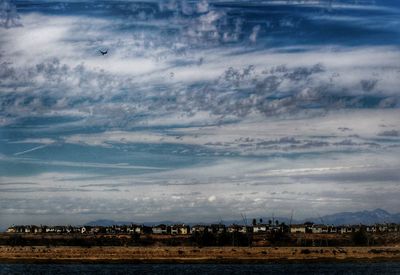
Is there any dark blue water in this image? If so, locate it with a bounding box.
[1,262,400,275]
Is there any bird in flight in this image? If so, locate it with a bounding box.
[99,49,108,55]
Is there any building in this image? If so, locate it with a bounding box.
[190,225,207,234]
[170,224,190,235]
[152,224,167,234]
[127,224,143,234]
[208,224,226,234]
[253,224,268,233]
[290,224,307,234]
[6,226,16,233]
[239,226,252,234]
[227,224,241,233]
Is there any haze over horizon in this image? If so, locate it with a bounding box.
[0,0,399,229]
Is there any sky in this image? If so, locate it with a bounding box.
[0,0,399,228]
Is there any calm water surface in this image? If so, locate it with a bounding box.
[1,263,400,275]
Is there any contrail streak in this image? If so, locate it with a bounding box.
[13,145,49,156]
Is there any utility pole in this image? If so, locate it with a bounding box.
[241,213,251,247]
[317,212,329,247]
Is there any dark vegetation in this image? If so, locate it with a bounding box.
[351,229,369,246]
[0,231,398,247]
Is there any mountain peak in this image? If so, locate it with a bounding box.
[372,208,390,214]
[308,209,397,225]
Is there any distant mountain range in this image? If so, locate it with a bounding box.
[85,209,400,227]
[85,219,184,227]
[306,209,400,225]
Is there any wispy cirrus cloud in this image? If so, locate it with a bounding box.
[1,0,400,227]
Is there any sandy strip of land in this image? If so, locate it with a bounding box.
[1,246,400,263]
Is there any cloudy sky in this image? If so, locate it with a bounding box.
[0,0,399,228]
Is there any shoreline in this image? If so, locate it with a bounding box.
[1,246,400,264]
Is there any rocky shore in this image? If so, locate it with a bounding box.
[1,246,400,264]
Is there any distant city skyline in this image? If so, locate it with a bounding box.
[0,0,399,229]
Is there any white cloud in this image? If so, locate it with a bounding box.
[208,195,216,202]
[1,149,399,227]
[62,109,400,156]
[1,10,399,129]
[10,138,56,144]
[1,0,400,227]
[197,0,209,13]
[249,25,261,43]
